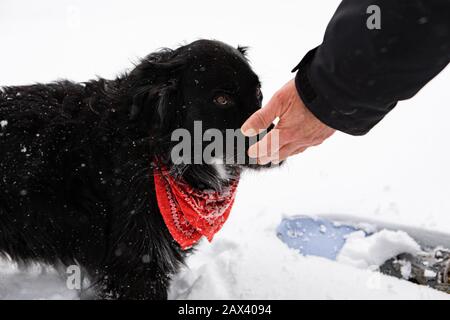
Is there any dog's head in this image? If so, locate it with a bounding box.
[127,39,273,190]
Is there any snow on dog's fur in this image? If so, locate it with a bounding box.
[0,40,268,299]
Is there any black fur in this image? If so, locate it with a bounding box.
[0,40,264,299]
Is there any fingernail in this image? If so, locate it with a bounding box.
[247,146,258,158]
[258,157,271,165]
[241,127,257,137]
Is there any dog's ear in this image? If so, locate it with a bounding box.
[237,45,248,57]
[128,49,186,132]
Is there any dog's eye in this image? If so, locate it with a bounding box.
[213,94,233,107]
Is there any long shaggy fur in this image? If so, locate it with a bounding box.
[0,40,263,299]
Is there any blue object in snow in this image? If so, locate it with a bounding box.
[276,216,360,260]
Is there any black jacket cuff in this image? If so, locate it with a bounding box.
[292,48,390,136]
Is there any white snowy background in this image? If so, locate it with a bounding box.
[0,0,449,299]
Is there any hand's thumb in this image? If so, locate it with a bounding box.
[241,98,279,137]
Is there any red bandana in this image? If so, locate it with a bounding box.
[153,164,239,250]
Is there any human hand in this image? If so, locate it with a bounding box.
[241,79,335,164]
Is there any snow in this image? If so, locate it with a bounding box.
[0,259,77,300]
[1,0,450,299]
[424,270,437,279]
[169,249,444,300]
[400,260,412,280]
[336,230,421,269]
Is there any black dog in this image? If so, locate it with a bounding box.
[0,40,266,299]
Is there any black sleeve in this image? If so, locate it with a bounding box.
[293,0,450,135]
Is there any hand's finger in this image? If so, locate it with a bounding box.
[264,144,308,164]
[241,95,281,137]
[292,146,308,156]
[247,128,282,160]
